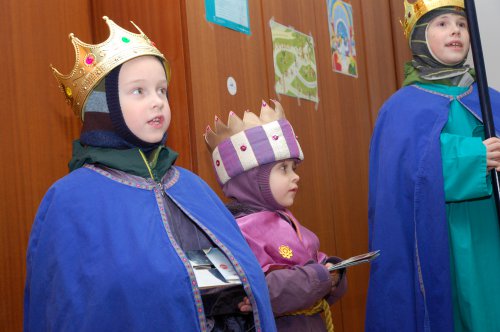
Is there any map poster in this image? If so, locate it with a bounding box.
[327,0,358,77]
[270,20,319,103]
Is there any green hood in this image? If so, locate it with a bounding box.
[69,140,178,181]
[403,61,476,87]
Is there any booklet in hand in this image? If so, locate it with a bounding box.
[204,247,240,282]
[327,250,380,271]
[186,248,242,289]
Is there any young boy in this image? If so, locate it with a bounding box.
[205,100,347,331]
[24,17,277,332]
[367,1,500,331]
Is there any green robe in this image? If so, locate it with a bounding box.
[427,82,500,331]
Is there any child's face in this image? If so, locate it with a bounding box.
[118,56,171,143]
[269,159,300,208]
[426,13,470,65]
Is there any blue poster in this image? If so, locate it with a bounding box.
[205,0,251,35]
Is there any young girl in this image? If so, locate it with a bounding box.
[204,100,347,331]
[367,1,500,331]
[24,17,276,332]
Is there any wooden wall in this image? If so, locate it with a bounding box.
[0,0,411,331]
[0,1,89,330]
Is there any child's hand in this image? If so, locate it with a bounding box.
[483,137,500,173]
[330,270,341,288]
[324,263,341,287]
[238,296,252,313]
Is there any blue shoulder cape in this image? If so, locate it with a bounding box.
[366,84,500,332]
[24,165,276,332]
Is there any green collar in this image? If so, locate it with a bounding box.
[402,61,476,87]
[68,140,178,181]
[414,82,469,97]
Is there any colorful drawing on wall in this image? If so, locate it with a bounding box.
[327,0,358,77]
[270,20,318,103]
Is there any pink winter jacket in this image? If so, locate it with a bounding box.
[236,210,347,331]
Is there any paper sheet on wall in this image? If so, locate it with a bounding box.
[326,0,358,77]
[270,20,319,103]
[205,0,251,35]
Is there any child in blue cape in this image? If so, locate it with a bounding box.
[24,16,276,332]
[367,1,500,331]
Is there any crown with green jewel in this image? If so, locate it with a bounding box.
[50,16,170,120]
[401,0,464,40]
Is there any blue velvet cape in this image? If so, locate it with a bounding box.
[366,84,500,332]
[24,165,276,332]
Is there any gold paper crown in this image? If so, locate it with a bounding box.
[50,16,171,119]
[401,0,464,40]
[205,100,286,152]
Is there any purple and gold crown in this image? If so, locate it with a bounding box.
[50,16,170,119]
[205,100,304,185]
[401,0,464,40]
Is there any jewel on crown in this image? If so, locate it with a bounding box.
[204,100,286,152]
[401,0,464,40]
[50,16,170,119]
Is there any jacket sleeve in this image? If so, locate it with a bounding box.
[440,132,491,202]
[265,262,333,315]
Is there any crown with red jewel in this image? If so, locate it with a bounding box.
[401,0,464,40]
[205,100,304,185]
[50,16,170,120]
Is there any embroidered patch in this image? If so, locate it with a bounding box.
[279,245,293,259]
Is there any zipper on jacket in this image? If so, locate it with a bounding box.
[139,149,166,197]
